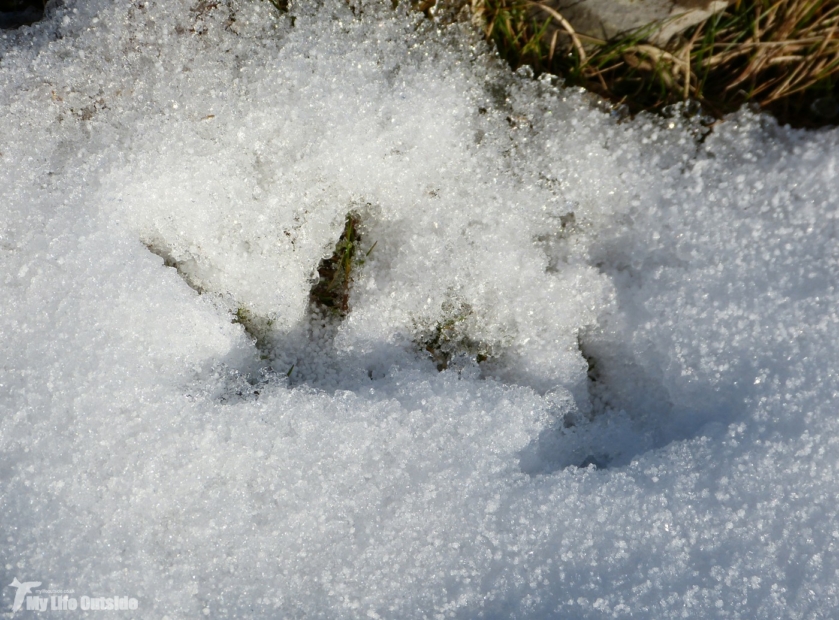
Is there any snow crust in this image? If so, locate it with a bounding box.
[2,0,839,617]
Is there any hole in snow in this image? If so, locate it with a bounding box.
[309,211,367,317]
[415,299,494,372]
[0,0,43,30]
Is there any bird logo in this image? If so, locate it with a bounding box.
[8,578,41,615]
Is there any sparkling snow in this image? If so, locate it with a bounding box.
[2,0,839,617]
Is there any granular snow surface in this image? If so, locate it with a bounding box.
[2,0,839,617]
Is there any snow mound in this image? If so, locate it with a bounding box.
[2,0,839,617]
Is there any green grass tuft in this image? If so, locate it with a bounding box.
[310,212,374,316]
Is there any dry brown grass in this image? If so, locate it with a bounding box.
[472,0,839,126]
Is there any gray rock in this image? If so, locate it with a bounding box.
[535,0,730,46]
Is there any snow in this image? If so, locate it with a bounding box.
[2,0,839,617]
